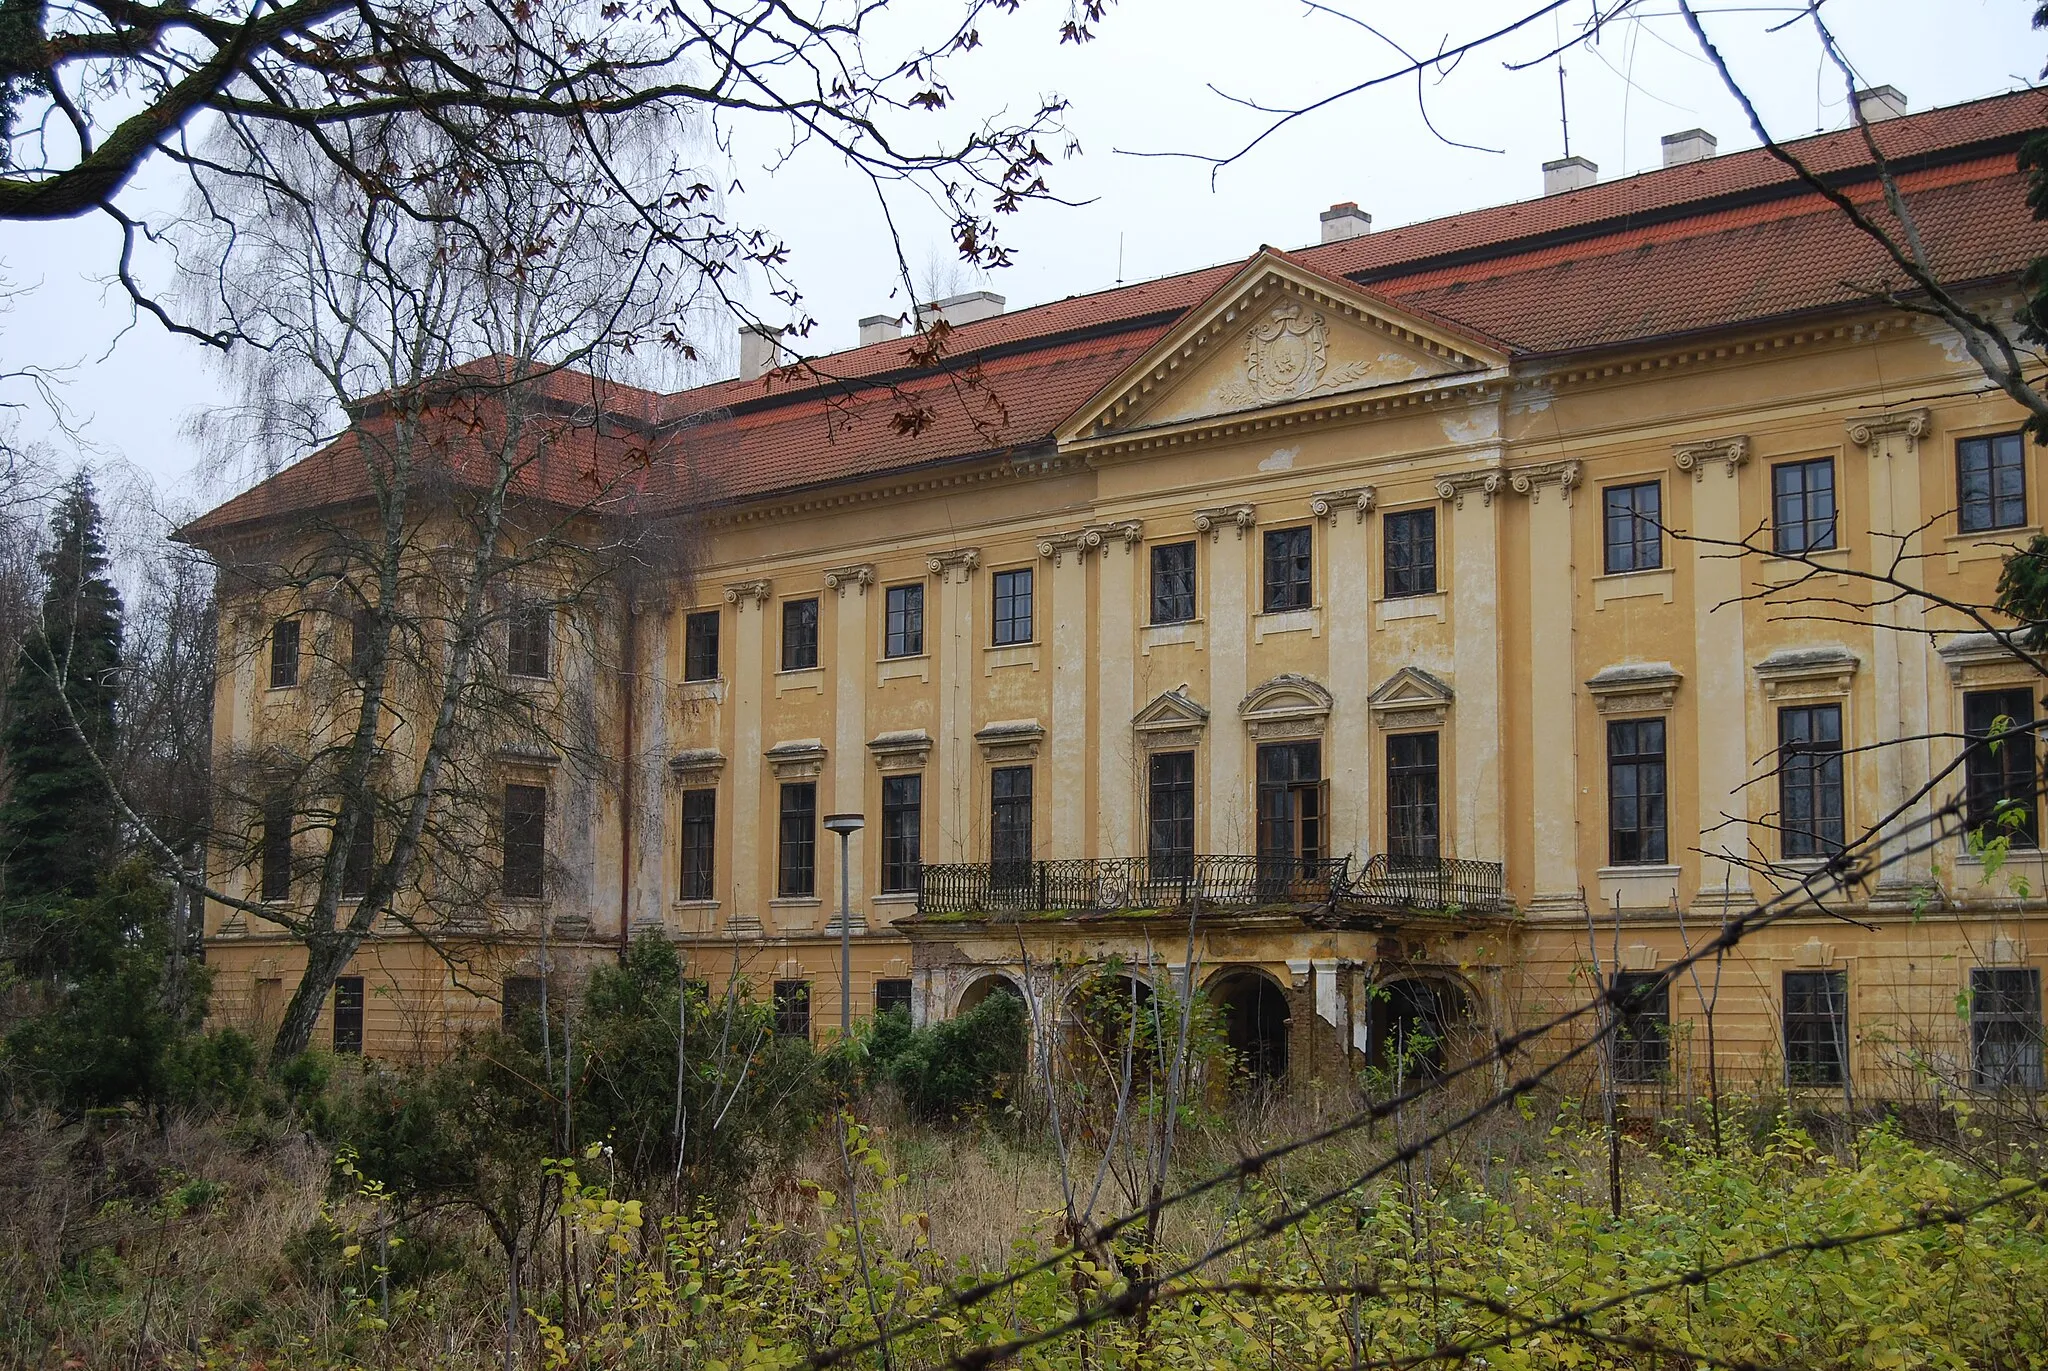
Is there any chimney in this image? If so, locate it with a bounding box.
[915,290,1005,330]
[1320,202,1372,243]
[858,313,904,347]
[1542,155,1598,195]
[1854,85,1908,123]
[738,324,782,382]
[1660,128,1718,167]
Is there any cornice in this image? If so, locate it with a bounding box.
[705,449,1074,530]
[1070,377,1502,464]
[1672,435,1750,481]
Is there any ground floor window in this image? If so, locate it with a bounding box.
[334,976,365,1055]
[1612,971,1670,1084]
[875,978,913,1018]
[1971,966,2044,1088]
[774,980,811,1039]
[1783,969,1848,1086]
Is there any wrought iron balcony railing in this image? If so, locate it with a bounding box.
[914,853,1509,919]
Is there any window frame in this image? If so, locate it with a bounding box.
[1778,703,1846,859]
[773,979,811,1040]
[339,812,374,900]
[875,978,914,1018]
[884,583,925,659]
[1957,431,2028,534]
[1149,541,1197,625]
[1146,750,1196,879]
[990,765,1034,886]
[780,597,820,672]
[260,805,293,902]
[1771,457,1839,555]
[991,567,1034,646]
[502,976,545,1032]
[1386,732,1441,860]
[1261,525,1314,613]
[1255,740,1326,875]
[1383,508,1438,599]
[1963,687,2040,847]
[679,787,716,901]
[333,975,365,1055]
[1783,969,1849,1087]
[776,781,817,898]
[506,599,552,679]
[1970,966,2045,1089]
[1606,718,1669,867]
[269,617,301,689]
[502,782,547,900]
[1613,970,1671,1084]
[682,610,721,682]
[880,773,922,895]
[1602,480,1663,575]
[348,606,377,679]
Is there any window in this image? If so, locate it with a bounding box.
[773,980,811,1039]
[1778,704,1844,858]
[1607,719,1668,866]
[334,976,364,1055]
[992,568,1033,645]
[339,813,374,899]
[1256,741,1325,877]
[1971,967,2044,1088]
[881,774,922,894]
[990,766,1033,885]
[503,783,547,899]
[1603,481,1662,574]
[1964,688,2040,846]
[1147,751,1195,879]
[260,806,293,901]
[348,607,377,678]
[683,610,720,682]
[1383,509,1437,598]
[502,975,544,1032]
[1784,969,1848,1086]
[781,597,819,671]
[875,978,914,1018]
[1150,542,1196,624]
[1772,458,1838,554]
[885,583,924,658]
[1262,526,1313,612]
[1958,432,2027,533]
[1613,971,1671,1084]
[777,782,817,897]
[507,600,551,678]
[680,788,716,901]
[1387,733,1441,860]
[270,617,301,688]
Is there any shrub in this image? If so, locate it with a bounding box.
[869,991,1026,1120]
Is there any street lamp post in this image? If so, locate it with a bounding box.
[822,812,866,1039]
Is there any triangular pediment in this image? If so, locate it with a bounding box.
[1240,674,1335,722]
[1057,249,1510,449]
[1134,688,1210,733]
[1367,667,1454,710]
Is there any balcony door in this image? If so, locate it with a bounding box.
[990,765,1034,893]
[1255,741,1326,892]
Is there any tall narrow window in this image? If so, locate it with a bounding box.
[1150,542,1196,624]
[991,568,1033,645]
[1255,742,1325,879]
[1262,526,1313,612]
[503,783,547,899]
[1386,732,1441,860]
[339,813,374,899]
[1971,966,2045,1088]
[1778,704,1844,858]
[683,610,720,681]
[777,782,817,897]
[1603,481,1662,574]
[503,976,544,1032]
[773,980,811,1039]
[680,788,716,901]
[1772,458,1838,554]
[1613,971,1671,1084]
[1784,969,1848,1086]
[348,607,377,679]
[1964,688,2039,845]
[781,597,819,671]
[260,805,293,901]
[990,766,1033,886]
[1607,719,1668,866]
[1958,432,2027,533]
[885,583,924,658]
[875,978,914,1018]
[270,617,301,688]
[1147,751,1195,879]
[881,774,922,894]
[1383,509,1437,598]
[333,976,365,1055]
[506,600,551,678]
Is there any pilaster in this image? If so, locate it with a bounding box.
[928,549,979,862]
[1315,488,1375,857]
[722,579,772,931]
[829,565,873,922]
[1201,506,1254,851]
[1436,469,1506,864]
[1510,461,1581,903]
[1673,437,1750,910]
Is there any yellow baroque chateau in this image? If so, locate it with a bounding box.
[185,88,2048,1098]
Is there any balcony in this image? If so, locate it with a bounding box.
[913,854,1509,922]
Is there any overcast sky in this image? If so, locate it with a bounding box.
[1,0,2039,522]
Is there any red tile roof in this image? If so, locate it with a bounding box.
[182,88,2048,542]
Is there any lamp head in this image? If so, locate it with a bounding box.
[822,812,866,836]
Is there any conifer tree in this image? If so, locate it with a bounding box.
[0,476,123,955]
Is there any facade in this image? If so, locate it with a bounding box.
[185,89,2048,1097]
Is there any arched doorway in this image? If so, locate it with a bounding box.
[955,973,1024,1018]
[1369,976,1469,1079]
[1208,969,1290,1087]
